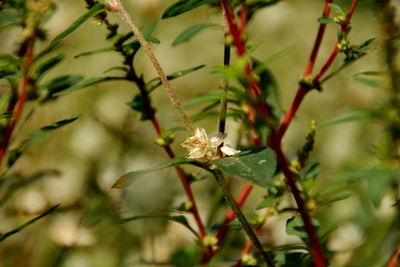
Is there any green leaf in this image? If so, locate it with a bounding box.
[33,42,61,64]
[103,66,128,74]
[286,216,320,240]
[8,117,79,167]
[256,195,283,209]
[42,74,84,98]
[122,214,199,238]
[335,169,395,207]
[328,3,344,15]
[352,71,384,89]
[317,191,352,206]
[254,59,281,119]
[318,16,334,24]
[50,4,105,45]
[211,147,277,188]
[127,94,152,121]
[248,0,281,20]
[74,47,114,58]
[112,158,192,188]
[148,65,205,91]
[35,54,64,78]
[0,205,59,242]
[53,76,118,97]
[182,91,235,109]
[162,0,216,19]
[0,12,21,24]
[274,252,311,267]
[320,109,379,127]
[172,24,216,46]
[144,20,161,44]
[303,163,320,181]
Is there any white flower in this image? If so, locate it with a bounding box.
[220,144,241,156]
[181,128,240,160]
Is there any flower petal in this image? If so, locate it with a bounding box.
[188,147,206,159]
[220,144,241,156]
[210,133,227,147]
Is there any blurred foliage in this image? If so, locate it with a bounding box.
[0,0,398,266]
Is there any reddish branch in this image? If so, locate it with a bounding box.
[387,246,400,267]
[130,73,207,238]
[0,38,35,167]
[204,0,360,265]
[277,0,358,143]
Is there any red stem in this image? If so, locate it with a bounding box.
[0,39,35,167]
[274,145,326,267]
[130,70,207,238]
[200,184,253,263]
[304,0,333,76]
[387,246,400,267]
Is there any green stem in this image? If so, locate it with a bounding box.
[211,169,275,267]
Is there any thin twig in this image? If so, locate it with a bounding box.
[107,0,194,134]
[217,13,231,158]
[211,169,275,267]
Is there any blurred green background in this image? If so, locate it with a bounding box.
[0,0,397,266]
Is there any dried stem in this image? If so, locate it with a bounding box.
[101,0,207,239]
[107,0,194,134]
[211,169,275,267]
[128,68,207,238]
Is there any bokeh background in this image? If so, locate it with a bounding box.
[0,0,397,266]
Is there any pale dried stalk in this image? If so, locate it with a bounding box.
[107,0,194,134]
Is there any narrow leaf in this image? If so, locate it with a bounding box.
[122,214,199,238]
[328,3,344,15]
[148,65,205,91]
[54,76,118,97]
[183,91,234,109]
[74,47,114,58]
[0,205,59,242]
[112,158,192,188]
[286,216,320,241]
[162,0,216,19]
[35,54,64,78]
[318,16,334,24]
[212,147,277,188]
[8,117,79,167]
[320,109,379,127]
[50,4,105,45]
[256,195,283,209]
[172,24,215,46]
